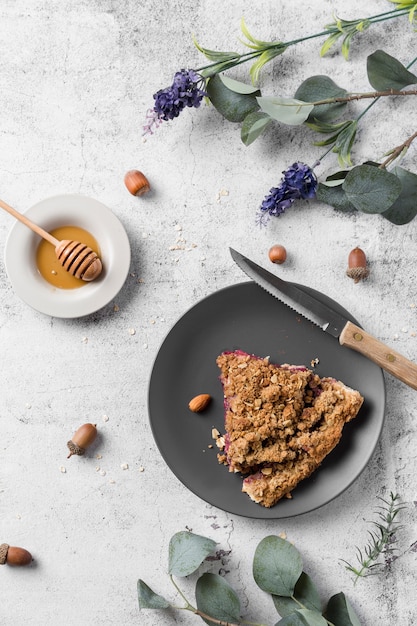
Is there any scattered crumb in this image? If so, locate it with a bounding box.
[96,454,102,459]
[113,304,120,312]
[174,224,182,231]
[402,327,408,333]
[81,337,88,344]
[279,531,287,539]
[99,470,106,476]
[143,343,148,349]
[216,188,229,203]
[102,415,109,423]
[120,463,129,470]
[60,466,66,474]
[310,357,319,367]
[139,466,144,472]
[128,328,136,335]
[25,403,31,409]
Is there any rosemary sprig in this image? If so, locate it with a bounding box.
[341,492,405,584]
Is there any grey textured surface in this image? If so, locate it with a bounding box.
[1,1,416,624]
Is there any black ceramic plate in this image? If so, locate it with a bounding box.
[148,282,386,519]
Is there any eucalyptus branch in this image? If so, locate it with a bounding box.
[139,531,363,625]
[379,129,417,168]
[190,608,268,626]
[311,87,417,106]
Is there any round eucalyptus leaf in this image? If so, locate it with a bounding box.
[324,592,361,626]
[343,164,402,213]
[168,531,217,577]
[253,536,303,596]
[206,74,260,121]
[294,75,347,123]
[274,608,328,626]
[273,572,322,617]
[241,111,271,145]
[195,573,241,625]
[137,580,170,610]
[257,96,314,126]
[316,182,356,213]
[367,50,417,90]
[381,166,417,224]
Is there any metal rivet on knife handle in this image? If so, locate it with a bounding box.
[339,321,417,391]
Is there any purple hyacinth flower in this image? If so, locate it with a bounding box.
[257,162,318,226]
[145,69,206,133]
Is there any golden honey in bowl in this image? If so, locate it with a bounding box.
[36,225,101,289]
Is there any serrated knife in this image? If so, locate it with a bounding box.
[230,247,417,391]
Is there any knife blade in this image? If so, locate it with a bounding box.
[230,247,417,391]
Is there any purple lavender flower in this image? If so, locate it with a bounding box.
[144,69,207,134]
[257,162,318,226]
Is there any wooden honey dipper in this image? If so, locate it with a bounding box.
[0,198,103,282]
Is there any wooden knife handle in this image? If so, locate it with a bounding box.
[339,321,417,390]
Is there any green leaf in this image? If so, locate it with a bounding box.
[320,31,342,57]
[206,74,260,122]
[367,50,417,90]
[332,121,358,167]
[250,47,287,84]
[324,592,362,626]
[195,573,241,625]
[256,96,314,125]
[381,166,417,224]
[219,74,260,94]
[200,60,247,78]
[306,120,352,134]
[193,36,240,63]
[294,75,348,123]
[343,164,402,213]
[275,609,328,626]
[316,181,357,213]
[240,16,283,49]
[253,536,303,597]
[168,531,217,577]
[137,580,170,610]
[273,572,322,617]
[241,111,271,145]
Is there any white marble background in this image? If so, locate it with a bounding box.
[1,1,416,624]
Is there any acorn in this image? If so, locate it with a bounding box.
[67,423,98,458]
[0,543,32,566]
[346,247,370,283]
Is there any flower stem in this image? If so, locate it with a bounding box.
[195,7,411,76]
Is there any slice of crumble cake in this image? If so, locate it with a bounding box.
[216,350,363,508]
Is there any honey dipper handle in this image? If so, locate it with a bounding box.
[0,198,59,246]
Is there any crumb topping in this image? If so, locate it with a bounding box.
[216,350,363,508]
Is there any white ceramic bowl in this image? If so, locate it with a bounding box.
[4,194,131,318]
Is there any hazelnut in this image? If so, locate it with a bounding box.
[67,423,98,458]
[0,544,32,566]
[188,394,211,413]
[268,245,287,265]
[346,247,369,283]
[124,170,151,196]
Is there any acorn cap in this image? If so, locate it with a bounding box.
[67,440,85,458]
[346,266,370,283]
[0,543,9,565]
